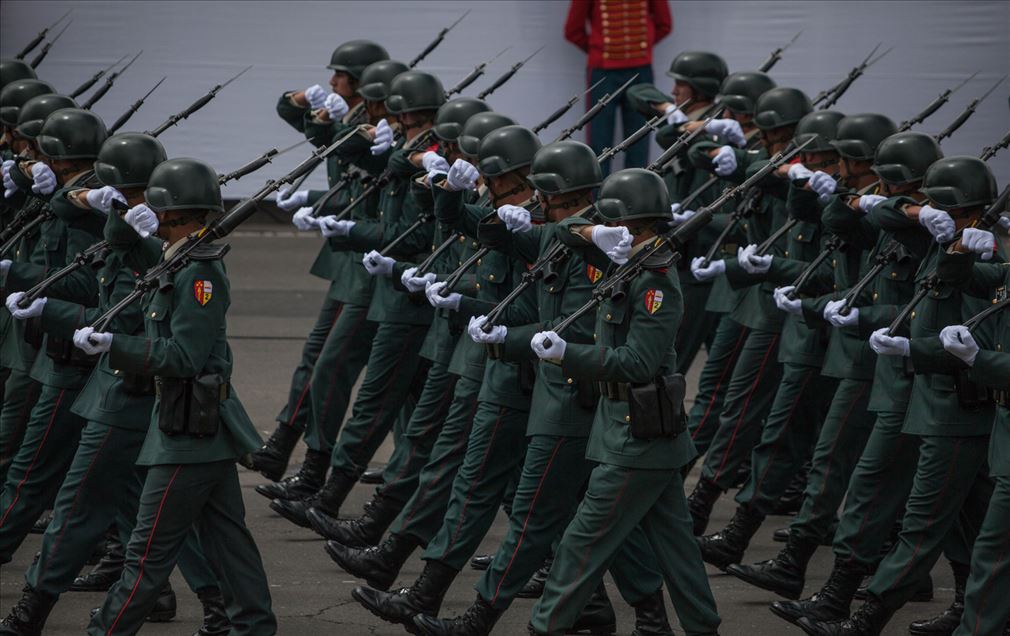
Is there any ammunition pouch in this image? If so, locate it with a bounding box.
[120,372,155,396]
[954,370,990,412]
[518,359,536,396]
[23,316,44,349]
[156,373,229,437]
[46,335,99,368]
[576,379,599,410]
[993,389,1009,408]
[627,373,688,440]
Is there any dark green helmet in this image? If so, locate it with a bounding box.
[719,72,776,115]
[792,111,845,152]
[457,112,517,157]
[666,51,728,98]
[0,78,57,127]
[1,59,37,91]
[15,94,77,139]
[753,88,813,130]
[357,60,410,102]
[872,132,943,185]
[95,133,168,189]
[327,40,389,79]
[920,156,997,211]
[527,141,602,195]
[595,168,671,222]
[386,71,446,114]
[433,98,491,143]
[830,114,897,161]
[37,108,108,160]
[145,158,224,214]
[477,125,542,177]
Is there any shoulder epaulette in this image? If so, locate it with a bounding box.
[188,242,230,261]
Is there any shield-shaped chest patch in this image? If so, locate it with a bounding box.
[194,280,213,306]
[586,264,603,284]
[644,289,663,314]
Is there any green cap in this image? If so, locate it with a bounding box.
[527,141,602,195]
[792,111,845,153]
[753,88,813,130]
[719,71,776,115]
[595,168,671,221]
[95,133,168,188]
[327,40,389,79]
[433,98,491,143]
[0,59,37,91]
[0,78,56,127]
[145,157,224,213]
[14,93,77,139]
[830,113,898,161]
[385,71,446,114]
[920,156,997,211]
[37,108,108,160]
[666,51,728,98]
[477,125,542,177]
[872,132,943,185]
[457,112,516,158]
[358,60,410,102]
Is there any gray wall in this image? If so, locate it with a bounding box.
[2,0,1008,198]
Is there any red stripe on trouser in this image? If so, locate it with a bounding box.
[444,408,505,553]
[844,433,913,566]
[713,335,779,482]
[286,302,344,427]
[751,368,815,496]
[385,380,456,489]
[883,438,964,595]
[0,389,65,528]
[37,426,113,582]
[692,326,748,441]
[491,438,565,604]
[972,528,1009,634]
[316,305,364,427]
[810,383,869,513]
[546,469,633,634]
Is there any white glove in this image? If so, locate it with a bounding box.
[738,244,772,275]
[531,330,566,362]
[445,159,479,191]
[773,286,802,315]
[5,292,46,320]
[318,215,355,238]
[690,256,725,282]
[362,250,394,276]
[712,145,737,177]
[72,327,112,355]
[276,188,309,212]
[84,186,126,214]
[31,162,56,195]
[291,206,318,231]
[401,266,436,293]
[670,203,696,227]
[869,328,910,357]
[304,84,328,110]
[421,151,450,175]
[824,298,859,327]
[664,104,688,125]
[591,225,633,265]
[2,160,17,198]
[787,163,814,181]
[468,315,506,344]
[999,216,1010,231]
[425,281,461,310]
[370,119,393,155]
[497,204,532,233]
[858,194,887,214]
[0,259,10,277]
[918,205,955,243]
[939,325,979,366]
[705,118,746,147]
[808,171,837,202]
[124,203,159,238]
[324,93,349,120]
[960,228,996,261]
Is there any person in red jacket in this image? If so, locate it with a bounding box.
[565,0,672,174]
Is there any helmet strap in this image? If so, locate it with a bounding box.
[488,171,531,207]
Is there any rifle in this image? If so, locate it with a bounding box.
[897,71,977,131]
[445,46,510,97]
[555,74,639,142]
[964,298,1008,333]
[701,183,763,266]
[29,19,72,69]
[813,43,893,109]
[758,29,803,73]
[15,9,71,60]
[409,9,470,68]
[981,130,1010,162]
[88,127,364,333]
[0,198,49,258]
[108,76,167,134]
[886,183,1010,336]
[532,78,606,134]
[145,65,252,137]
[934,74,1006,143]
[81,50,143,110]
[70,54,129,99]
[218,139,310,185]
[476,46,544,100]
[836,240,907,315]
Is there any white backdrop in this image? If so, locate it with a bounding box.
[2,0,1008,198]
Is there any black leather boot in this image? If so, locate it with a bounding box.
[725,532,819,599]
[687,478,723,536]
[325,532,419,590]
[270,468,355,528]
[854,574,933,602]
[147,581,177,622]
[631,588,674,636]
[193,587,231,636]
[70,534,125,592]
[251,425,302,482]
[907,563,966,635]
[697,505,765,570]
[774,525,837,546]
[569,584,617,634]
[360,466,385,484]
[412,595,504,636]
[770,558,866,626]
[29,511,52,535]
[351,560,459,632]
[772,466,809,516]
[308,491,401,545]
[517,557,552,599]
[255,448,328,502]
[470,554,492,571]
[797,597,894,636]
[0,586,57,636]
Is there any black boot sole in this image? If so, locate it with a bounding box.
[69,573,123,592]
[146,609,176,623]
[269,500,312,528]
[350,587,422,635]
[324,542,394,591]
[726,565,803,600]
[565,623,617,634]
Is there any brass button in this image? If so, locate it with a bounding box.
[998,344,1003,351]
[784,251,790,258]
[593,333,597,340]
[100,277,106,284]
[890,272,897,278]
[567,378,574,384]
[796,234,803,241]
[476,259,482,266]
[910,310,916,319]
[624,415,631,422]
[488,274,495,281]
[458,236,465,243]
[832,259,837,267]
[475,283,480,290]
[833,284,838,291]
[605,313,612,320]
[151,311,157,318]
[114,369,120,375]
[873,292,879,300]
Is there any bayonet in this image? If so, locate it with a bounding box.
[108,76,167,134]
[981,130,1010,162]
[934,74,1006,143]
[445,46,510,97]
[758,29,802,73]
[219,139,310,185]
[146,65,252,137]
[813,43,891,108]
[82,50,143,109]
[410,9,470,68]
[29,19,72,69]
[477,46,543,100]
[897,71,977,131]
[532,77,605,133]
[16,8,71,60]
[70,54,129,98]
[556,73,638,141]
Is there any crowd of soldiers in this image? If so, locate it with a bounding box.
[0,22,1008,636]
